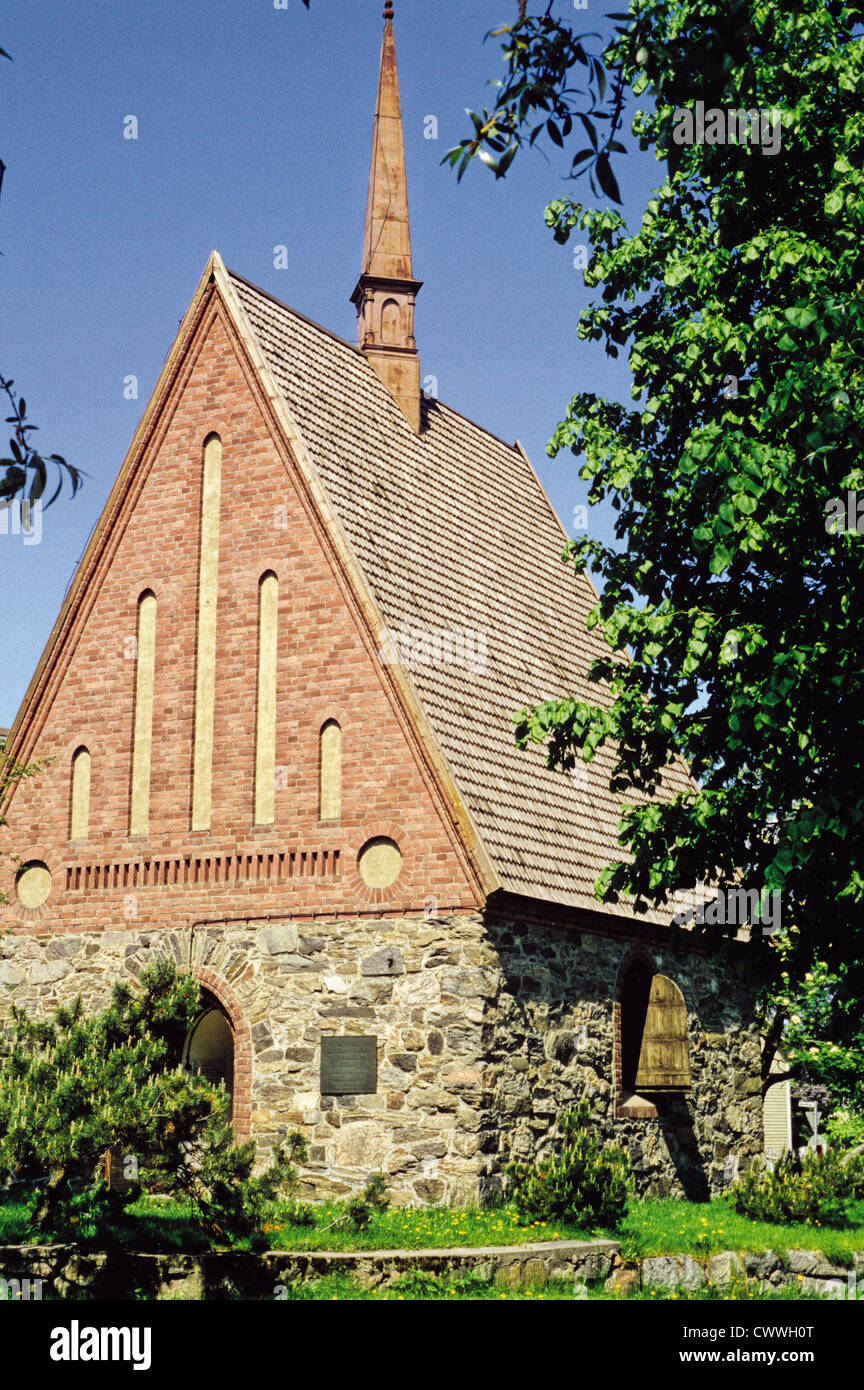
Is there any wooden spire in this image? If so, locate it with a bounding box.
[351,6,423,431]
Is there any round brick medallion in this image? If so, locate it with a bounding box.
[16,862,52,908]
[357,837,402,889]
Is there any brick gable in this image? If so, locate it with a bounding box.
[1,280,481,934]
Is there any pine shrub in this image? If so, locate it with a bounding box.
[0,959,307,1244]
[731,1149,864,1229]
[506,1101,631,1231]
[346,1174,390,1231]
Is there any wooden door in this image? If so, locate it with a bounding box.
[634,974,691,1092]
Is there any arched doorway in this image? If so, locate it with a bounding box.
[620,956,653,1097]
[616,952,691,1118]
[184,969,252,1140]
[183,992,235,1100]
[619,961,691,1097]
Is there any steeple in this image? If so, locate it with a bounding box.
[351,3,423,432]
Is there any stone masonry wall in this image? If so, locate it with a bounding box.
[0,914,494,1207]
[483,913,764,1200]
[0,909,762,1204]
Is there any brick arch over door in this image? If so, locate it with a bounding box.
[189,966,253,1140]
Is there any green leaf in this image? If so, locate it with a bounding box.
[29,457,47,501]
[783,305,818,329]
[733,493,758,515]
[577,113,598,151]
[594,152,621,203]
[497,144,518,176]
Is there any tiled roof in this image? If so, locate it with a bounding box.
[230,271,692,921]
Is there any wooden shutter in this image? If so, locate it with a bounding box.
[763,1056,793,1154]
[634,974,691,1092]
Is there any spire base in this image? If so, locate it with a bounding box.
[352,273,424,431]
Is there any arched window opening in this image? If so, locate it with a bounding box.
[621,965,690,1097]
[70,746,91,841]
[254,571,279,825]
[130,590,156,837]
[381,299,400,344]
[319,720,342,821]
[183,994,235,1099]
[620,959,652,1096]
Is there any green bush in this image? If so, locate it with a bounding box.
[824,1107,864,1152]
[506,1101,631,1231]
[731,1149,864,1229]
[0,959,308,1244]
[346,1174,390,1231]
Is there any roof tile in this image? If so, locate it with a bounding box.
[230,272,691,922]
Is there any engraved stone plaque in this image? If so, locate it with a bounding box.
[320,1035,378,1095]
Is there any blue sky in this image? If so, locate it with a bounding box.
[0,0,663,727]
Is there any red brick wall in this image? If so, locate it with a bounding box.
[1,288,480,934]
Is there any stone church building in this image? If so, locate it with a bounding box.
[0,8,763,1204]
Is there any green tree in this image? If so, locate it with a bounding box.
[449,1,864,1075]
[0,377,82,508]
[1,46,82,507]
[0,959,305,1240]
[770,957,864,1112]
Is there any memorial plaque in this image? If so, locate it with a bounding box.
[320,1035,378,1095]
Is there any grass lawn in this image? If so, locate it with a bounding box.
[619,1197,864,1266]
[2,1192,863,1262]
[0,1194,593,1252]
[252,1271,831,1301]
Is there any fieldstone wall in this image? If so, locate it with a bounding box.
[1,1242,858,1301]
[0,1238,619,1300]
[0,908,762,1204]
[483,914,763,1200]
[0,914,495,1206]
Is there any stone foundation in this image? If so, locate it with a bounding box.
[0,908,762,1202]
